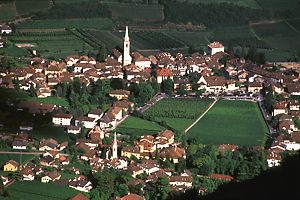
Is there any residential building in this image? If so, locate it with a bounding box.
[208,42,224,55]
[3,160,19,172]
[52,113,73,126]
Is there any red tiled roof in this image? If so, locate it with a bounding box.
[156,68,173,76]
[208,42,224,48]
[208,173,234,181]
[69,193,88,200]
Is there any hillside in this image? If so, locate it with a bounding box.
[0,0,299,62]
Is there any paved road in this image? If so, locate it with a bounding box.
[138,93,168,113]
[184,98,218,133]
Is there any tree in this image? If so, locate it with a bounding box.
[138,82,154,104]
[176,158,186,173]
[73,77,81,94]
[176,83,187,96]
[129,83,140,98]
[92,169,116,199]
[96,44,107,62]
[151,81,160,94]
[116,183,129,197]
[56,85,63,97]
[154,177,171,200]
[161,78,174,95]
[110,78,125,90]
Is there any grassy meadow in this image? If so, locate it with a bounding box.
[115,116,164,136]
[5,181,79,200]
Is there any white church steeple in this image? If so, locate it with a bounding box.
[111,132,118,159]
[123,26,132,66]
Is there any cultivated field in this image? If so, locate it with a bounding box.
[8,30,93,58]
[131,31,185,49]
[177,0,261,9]
[115,116,164,136]
[256,0,300,11]
[80,29,124,50]
[286,19,300,32]
[164,30,211,48]
[144,98,213,132]
[0,0,50,22]
[252,21,300,52]
[188,100,268,146]
[15,0,50,15]
[0,3,17,22]
[6,181,78,200]
[0,154,36,166]
[17,18,115,29]
[213,26,271,49]
[107,2,164,22]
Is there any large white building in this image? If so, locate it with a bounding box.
[208,41,224,55]
[123,26,132,66]
[52,113,73,126]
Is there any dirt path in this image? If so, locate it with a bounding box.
[184,98,218,133]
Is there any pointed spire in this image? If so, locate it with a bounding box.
[111,132,118,159]
[125,26,129,40]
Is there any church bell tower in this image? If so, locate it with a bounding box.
[111,132,118,159]
[123,26,132,66]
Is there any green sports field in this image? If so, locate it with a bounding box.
[188,100,268,146]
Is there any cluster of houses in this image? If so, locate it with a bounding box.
[267,100,300,167]
[121,130,186,163]
[1,25,300,198]
[51,97,133,131]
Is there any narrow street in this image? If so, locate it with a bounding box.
[138,93,168,113]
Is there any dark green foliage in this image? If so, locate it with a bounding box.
[34,1,112,19]
[96,44,107,62]
[164,0,268,28]
[110,78,125,90]
[161,79,173,95]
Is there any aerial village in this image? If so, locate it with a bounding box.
[0,25,300,199]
